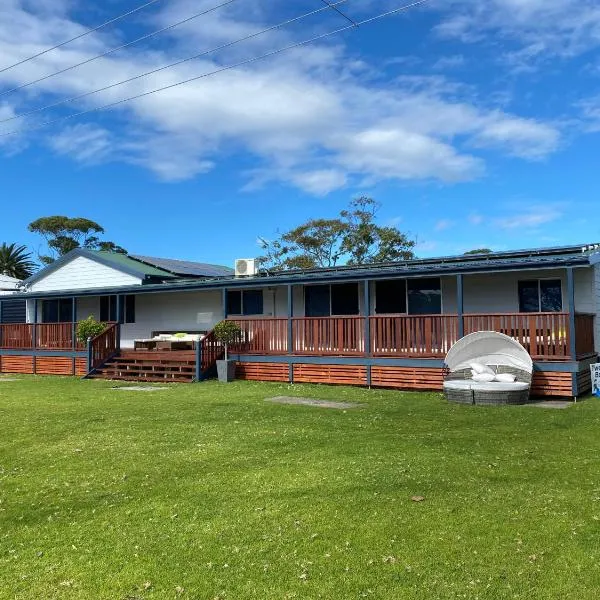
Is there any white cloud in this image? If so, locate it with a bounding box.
[493,204,564,229]
[0,0,564,193]
[435,0,600,63]
[49,123,112,163]
[434,219,455,231]
[468,213,484,225]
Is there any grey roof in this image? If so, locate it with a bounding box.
[12,242,599,300]
[131,255,234,278]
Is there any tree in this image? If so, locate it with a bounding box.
[464,248,493,255]
[259,197,415,271]
[0,243,36,279]
[28,216,126,264]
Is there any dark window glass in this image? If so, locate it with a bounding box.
[42,298,73,323]
[518,281,540,312]
[100,296,117,322]
[407,278,442,314]
[331,283,359,315]
[125,295,136,323]
[243,290,263,316]
[42,299,59,323]
[226,291,242,315]
[540,280,562,312]
[375,280,407,314]
[305,285,331,317]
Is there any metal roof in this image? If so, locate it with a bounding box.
[10,244,596,300]
[131,255,234,277]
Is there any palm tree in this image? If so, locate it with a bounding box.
[0,243,36,279]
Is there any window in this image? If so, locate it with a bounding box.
[375,280,407,314]
[407,278,442,315]
[331,283,359,315]
[305,285,330,317]
[42,298,73,323]
[226,290,264,316]
[518,280,562,313]
[100,295,136,323]
[304,284,360,316]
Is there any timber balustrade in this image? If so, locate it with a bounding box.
[230,312,595,361]
[89,323,119,369]
[0,322,86,350]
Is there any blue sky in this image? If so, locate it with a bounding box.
[1,0,600,268]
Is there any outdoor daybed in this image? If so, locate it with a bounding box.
[443,331,534,405]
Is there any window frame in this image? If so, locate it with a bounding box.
[518,279,563,313]
[100,295,136,323]
[41,298,74,323]
[226,290,264,317]
[304,283,360,317]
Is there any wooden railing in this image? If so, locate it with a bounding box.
[292,317,365,355]
[0,322,85,350]
[229,318,288,355]
[199,330,224,372]
[89,323,119,369]
[463,312,571,359]
[575,313,595,358]
[370,315,459,358]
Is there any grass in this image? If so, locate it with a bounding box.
[0,376,599,599]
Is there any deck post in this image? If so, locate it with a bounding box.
[456,274,464,339]
[195,341,203,382]
[364,280,372,386]
[115,295,122,351]
[86,338,93,373]
[287,285,294,382]
[222,288,228,319]
[32,299,38,350]
[71,296,77,350]
[566,267,577,359]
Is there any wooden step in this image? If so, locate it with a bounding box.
[89,374,192,383]
[98,367,195,376]
[112,359,196,366]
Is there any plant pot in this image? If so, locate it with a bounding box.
[216,359,237,383]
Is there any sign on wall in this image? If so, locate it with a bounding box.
[591,364,600,397]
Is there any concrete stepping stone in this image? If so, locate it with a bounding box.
[266,396,365,409]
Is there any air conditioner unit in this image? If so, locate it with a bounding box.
[235,258,257,277]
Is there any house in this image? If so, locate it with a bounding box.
[0,243,598,398]
[0,274,26,324]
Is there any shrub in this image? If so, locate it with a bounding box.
[77,316,107,342]
[213,320,242,361]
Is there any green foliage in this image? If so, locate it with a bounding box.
[259,197,416,270]
[76,316,107,342]
[213,320,242,360]
[28,216,127,264]
[464,248,493,255]
[0,243,36,279]
[0,377,598,598]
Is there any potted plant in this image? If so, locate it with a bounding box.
[213,320,242,383]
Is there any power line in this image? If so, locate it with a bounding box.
[0,0,350,125]
[0,0,241,100]
[0,0,165,76]
[0,0,429,138]
[319,0,358,28]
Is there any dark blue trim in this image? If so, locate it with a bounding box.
[195,342,202,382]
[0,349,86,357]
[566,267,577,360]
[287,284,293,355]
[289,363,293,384]
[11,261,593,301]
[364,279,371,353]
[456,274,464,339]
[86,339,93,372]
[230,353,585,372]
[222,288,228,319]
[572,372,578,397]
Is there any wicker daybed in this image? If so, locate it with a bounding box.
[443,331,534,405]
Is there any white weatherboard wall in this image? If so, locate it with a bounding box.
[120,291,222,348]
[29,256,142,292]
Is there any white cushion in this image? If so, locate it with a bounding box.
[444,380,530,392]
[495,373,517,383]
[469,361,495,376]
[472,372,495,382]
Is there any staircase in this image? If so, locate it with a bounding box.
[88,351,197,383]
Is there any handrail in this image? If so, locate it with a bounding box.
[89,323,119,370]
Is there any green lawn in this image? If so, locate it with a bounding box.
[0,377,599,599]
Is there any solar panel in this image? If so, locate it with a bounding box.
[131,255,234,278]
